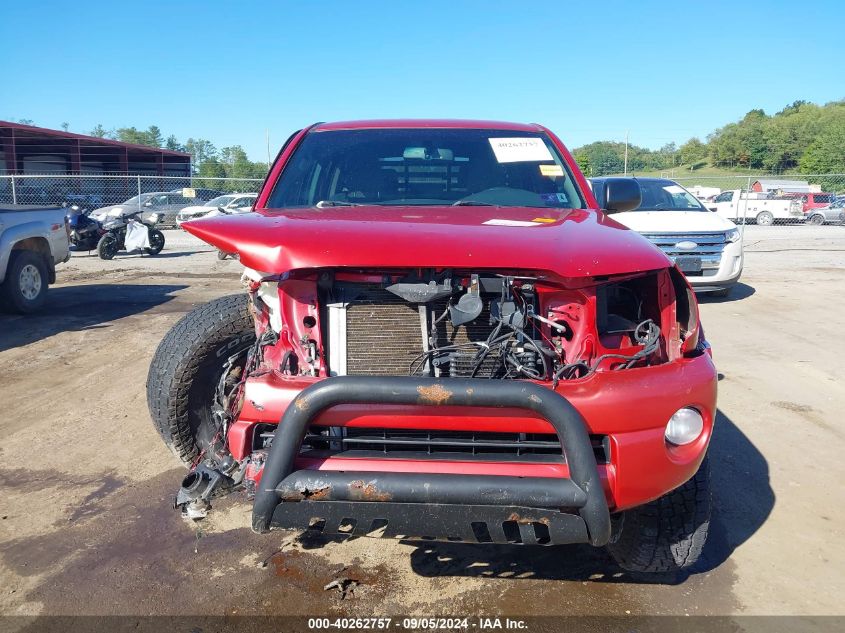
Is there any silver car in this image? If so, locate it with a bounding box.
[806,198,845,225]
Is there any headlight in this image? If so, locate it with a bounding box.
[725,228,741,243]
[665,407,704,446]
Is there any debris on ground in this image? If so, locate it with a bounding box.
[323,577,359,600]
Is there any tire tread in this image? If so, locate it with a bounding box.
[146,294,254,465]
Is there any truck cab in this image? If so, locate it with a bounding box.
[0,204,70,312]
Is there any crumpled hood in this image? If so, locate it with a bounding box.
[182,205,670,278]
[610,210,735,233]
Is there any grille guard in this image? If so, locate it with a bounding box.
[251,376,612,546]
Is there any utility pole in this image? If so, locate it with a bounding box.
[623,130,629,176]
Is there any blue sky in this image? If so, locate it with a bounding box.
[2,0,843,160]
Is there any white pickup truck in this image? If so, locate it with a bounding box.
[706,189,803,225]
[0,205,70,312]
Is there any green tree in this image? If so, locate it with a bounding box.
[90,124,109,138]
[800,124,845,181]
[678,138,708,166]
[165,135,184,152]
[184,138,218,171]
[145,125,164,147]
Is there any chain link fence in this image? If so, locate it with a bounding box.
[663,173,845,226]
[2,172,844,228]
[0,174,265,227]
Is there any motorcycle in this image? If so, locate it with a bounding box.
[96,209,166,260]
[63,196,105,251]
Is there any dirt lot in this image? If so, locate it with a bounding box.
[1,225,843,619]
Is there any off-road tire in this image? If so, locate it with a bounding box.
[1,250,48,313]
[146,294,255,465]
[607,457,711,573]
[97,233,119,260]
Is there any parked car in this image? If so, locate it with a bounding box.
[92,192,199,228]
[707,189,803,224]
[168,188,226,202]
[779,191,836,214]
[0,204,70,312]
[806,198,845,225]
[590,177,742,297]
[148,119,717,575]
[176,193,257,225]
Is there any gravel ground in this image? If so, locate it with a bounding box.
[0,224,843,620]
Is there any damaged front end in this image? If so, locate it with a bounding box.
[173,258,711,546]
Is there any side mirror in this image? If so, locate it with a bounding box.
[603,178,641,214]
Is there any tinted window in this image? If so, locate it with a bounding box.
[634,180,706,211]
[267,129,585,209]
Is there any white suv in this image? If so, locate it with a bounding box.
[590,177,743,297]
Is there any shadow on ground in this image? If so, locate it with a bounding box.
[0,283,187,351]
[698,282,756,303]
[395,409,773,585]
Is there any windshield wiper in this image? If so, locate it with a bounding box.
[452,200,496,207]
[315,200,364,208]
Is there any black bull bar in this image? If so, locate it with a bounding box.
[251,377,612,546]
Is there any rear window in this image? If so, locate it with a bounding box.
[267,128,586,209]
[813,194,834,204]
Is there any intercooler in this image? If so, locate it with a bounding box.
[326,286,500,377]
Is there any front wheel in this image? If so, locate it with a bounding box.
[146,294,256,465]
[146,229,165,255]
[807,214,825,226]
[97,233,119,260]
[1,250,48,313]
[756,211,774,226]
[606,457,711,573]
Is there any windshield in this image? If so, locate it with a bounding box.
[121,194,153,205]
[267,128,586,209]
[634,180,707,212]
[206,195,237,207]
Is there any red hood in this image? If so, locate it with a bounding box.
[182,206,670,278]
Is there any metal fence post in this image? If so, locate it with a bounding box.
[742,176,752,237]
[11,176,16,205]
[137,174,142,211]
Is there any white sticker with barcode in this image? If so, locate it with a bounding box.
[488,137,554,163]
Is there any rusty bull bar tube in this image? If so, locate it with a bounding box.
[251,377,612,546]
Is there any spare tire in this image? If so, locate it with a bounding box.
[146,294,255,465]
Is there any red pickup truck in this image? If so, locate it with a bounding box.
[147,120,716,573]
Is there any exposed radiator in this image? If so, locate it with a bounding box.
[331,286,499,377]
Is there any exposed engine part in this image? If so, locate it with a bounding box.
[321,271,664,383]
[553,318,661,384]
[386,278,453,303]
[448,274,483,326]
[175,463,236,520]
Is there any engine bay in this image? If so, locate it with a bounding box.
[249,269,671,385]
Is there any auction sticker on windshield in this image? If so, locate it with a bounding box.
[488,137,553,163]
